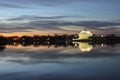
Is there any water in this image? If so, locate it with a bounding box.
[0,43,120,80]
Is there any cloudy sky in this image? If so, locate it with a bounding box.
[0,0,120,36]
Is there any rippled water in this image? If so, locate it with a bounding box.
[0,43,120,80]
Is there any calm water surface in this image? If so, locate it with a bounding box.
[0,43,120,80]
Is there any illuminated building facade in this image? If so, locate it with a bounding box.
[79,30,93,39]
[73,30,93,40]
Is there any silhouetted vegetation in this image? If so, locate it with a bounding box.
[0,34,120,51]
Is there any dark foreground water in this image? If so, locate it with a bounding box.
[0,43,120,80]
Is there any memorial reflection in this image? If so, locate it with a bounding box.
[0,40,120,52]
[0,34,120,52]
[73,42,93,52]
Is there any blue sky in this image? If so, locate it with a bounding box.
[0,0,120,35]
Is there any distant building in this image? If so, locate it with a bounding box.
[79,29,93,39]
[73,29,93,40]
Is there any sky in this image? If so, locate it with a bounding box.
[0,0,120,36]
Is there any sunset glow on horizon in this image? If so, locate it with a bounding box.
[0,0,120,36]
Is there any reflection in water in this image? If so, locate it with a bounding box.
[74,42,93,52]
[0,40,119,52]
[0,36,120,80]
[0,34,120,52]
[0,45,6,51]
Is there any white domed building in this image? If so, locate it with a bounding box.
[79,30,93,39]
[73,29,93,40]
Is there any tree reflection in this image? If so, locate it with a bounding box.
[0,34,120,52]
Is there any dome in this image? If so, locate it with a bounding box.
[80,30,92,34]
[79,30,93,39]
